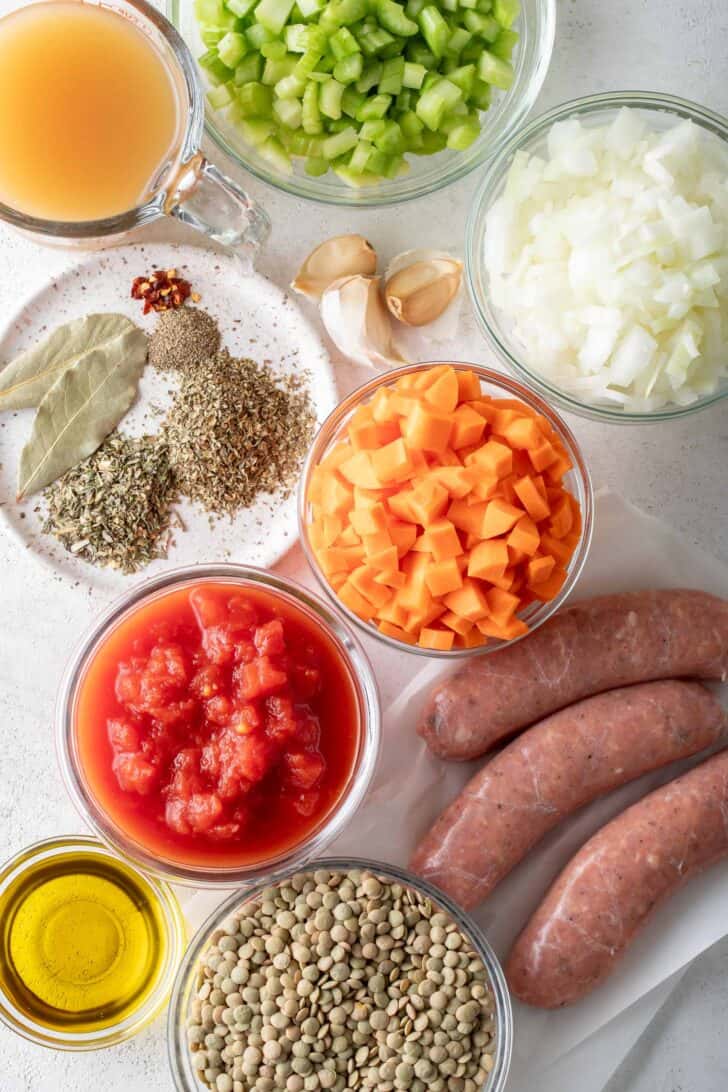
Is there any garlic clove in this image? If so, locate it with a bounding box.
[320,275,407,370]
[385,257,463,327]
[292,234,378,299]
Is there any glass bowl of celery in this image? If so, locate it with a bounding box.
[168,0,554,205]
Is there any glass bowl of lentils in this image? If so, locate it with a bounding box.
[168,858,512,1092]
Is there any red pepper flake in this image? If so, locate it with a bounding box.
[131,268,194,315]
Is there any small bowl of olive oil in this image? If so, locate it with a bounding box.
[0,835,185,1049]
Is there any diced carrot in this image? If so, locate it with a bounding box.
[507,515,540,556]
[513,475,551,522]
[409,481,449,525]
[456,369,482,402]
[329,571,348,591]
[467,439,512,479]
[362,530,393,557]
[549,495,574,539]
[450,404,486,449]
[354,485,391,510]
[317,545,363,575]
[540,532,573,566]
[466,398,497,423]
[426,519,463,562]
[378,620,416,645]
[371,438,414,484]
[320,441,354,472]
[487,586,520,623]
[377,599,409,627]
[387,490,418,523]
[441,610,474,637]
[508,545,529,566]
[337,525,361,548]
[320,473,354,515]
[406,601,447,632]
[387,520,418,556]
[497,472,518,505]
[459,627,487,649]
[350,504,389,536]
[396,373,421,390]
[527,554,556,585]
[544,454,573,484]
[321,515,343,547]
[491,407,520,436]
[339,450,381,488]
[349,565,393,608]
[403,402,453,453]
[411,532,431,553]
[529,438,558,472]
[371,387,398,423]
[349,419,401,451]
[448,499,487,535]
[430,447,462,468]
[529,566,567,602]
[429,466,473,499]
[425,558,463,597]
[374,568,407,590]
[481,498,523,538]
[477,615,529,640]
[488,566,515,592]
[338,581,377,621]
[469,475,500,502]
[367,545,399,572]
[423,366,459,413]
[501,415,542,450]
[443,579,490,622]
[418,627,455,651]
[308,522,325,552]
[468,539,509,581]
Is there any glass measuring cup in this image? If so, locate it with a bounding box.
[0,0,270,256]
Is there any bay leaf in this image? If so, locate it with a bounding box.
[0,313,144,410]
[16,326,147,499]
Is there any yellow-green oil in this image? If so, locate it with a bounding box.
[0,850,168,1033]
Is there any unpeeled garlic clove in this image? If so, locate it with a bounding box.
[385,256,463,327]
[320,275,407,370]
[292,234,378,300]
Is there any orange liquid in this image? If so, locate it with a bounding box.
[0,2,182,222]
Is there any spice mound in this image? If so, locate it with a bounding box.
[42,432,177,573]
[186,868,498,1092]
[149,306,221,373]
[0,847,171,1036]
[164,350,316,517]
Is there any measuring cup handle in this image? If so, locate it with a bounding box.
[167,155,271,265]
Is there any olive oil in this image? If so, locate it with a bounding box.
[0,848,169,1033]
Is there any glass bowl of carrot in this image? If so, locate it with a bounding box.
[298,362,594,657]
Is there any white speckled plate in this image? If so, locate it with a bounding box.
[0,243,337,590]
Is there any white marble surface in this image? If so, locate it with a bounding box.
[1,0,728,1089]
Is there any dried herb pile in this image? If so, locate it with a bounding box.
[164,349,315,517]
[148,306,220,373]
[42,433,177,572]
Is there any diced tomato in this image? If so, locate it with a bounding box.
[189,587,229,628]
[107,717,140,753]
[112,752,158,795]
[285,750,325,790]
[190,664,224,700]
[254,619,286,657]
[205,695,234,725]
[226,595,258,629]
[292,663,322,700]
[238,656,287,701]
[296,714,321,749]
[186,792,223,833]
[293,790,321,817]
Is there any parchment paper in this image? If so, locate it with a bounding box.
[182,489,728,1088]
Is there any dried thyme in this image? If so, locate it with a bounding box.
[163,350,315,518]
[42,432,177,572]
[149,307,220,373]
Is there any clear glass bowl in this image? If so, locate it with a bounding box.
[298,361,594,658]
[167,0,555,206]
[56,565,381,887]
[466,91,728,423]
[167,856,513,1092]
[0,836,185,1051]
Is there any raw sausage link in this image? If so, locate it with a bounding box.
[506,747,728,1008]
[419,589,728,760]
[411,680,726,909]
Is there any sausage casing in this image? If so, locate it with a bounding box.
[411,680,726,909]
[506,747,728,1008]
[419,589,728,760]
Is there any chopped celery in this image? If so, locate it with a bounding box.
[476,0,493,8]
[200,27,226,47]
[477,50,514,88]
[379,56,405,94]
[441,0,458,11]
[330,27,361,59]
[261,40,288,59]
[196,0,234,24]
[275,73,306,98]
[273,96,303,127]
[342,86,367,117]
[301,80,323,132]
[377,0,419,37]
[446,27,472,55]
[405,0,426,16]
[333,53,364,83]
[400,109,424,143]
[356,93,393,121]
[446,116,480,148]
[319,78,345,118]
[358,27,397,55]
[396,88,413,110]
[359,119,388,140]
[296,0,323,18]
[207,82,234,109]
[234,54,263,83]
[406,42,437,68]
[225,0,258,15]
[246,24,276,48]
[447,62,475,95]
[491,27,518,59]
[458,0,478,8]
[217,31,248,68]
[322,126,359,159]
[415,76,462,129]
[356,63,383,92]
[284,24,308,51]
[493,0,520,27]
[262,55,296,85]
[418,7,450,58]
[237,117,274,144]
[402,61,426,88]
[237,81,274,116]
[373,119,404,153]
[258,136,293,171]
[350,140,375,173]
[305,155,329,175]
[470,76,492,108]
[255,0,296,34]
[464,10,499,40]
[198,50,233,85]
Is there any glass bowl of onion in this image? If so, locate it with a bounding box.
[167,0,554,206]
[466,91,728,422]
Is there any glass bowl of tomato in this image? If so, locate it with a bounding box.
[56,565,381,887]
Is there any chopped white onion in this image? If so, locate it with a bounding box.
[483,108,728,411]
